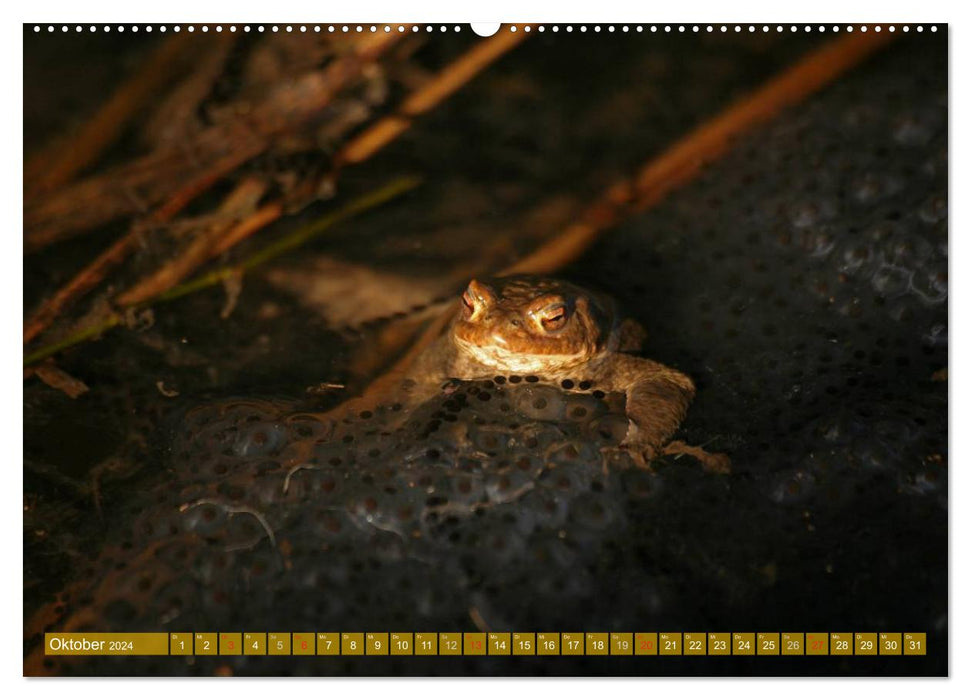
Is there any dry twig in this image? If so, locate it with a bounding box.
[336,26,531,166]
[33,361,90,398]
[115,177,268,307]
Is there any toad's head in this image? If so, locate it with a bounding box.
[451,275,614,374]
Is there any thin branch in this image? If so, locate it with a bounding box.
[114,177,268,307]
[161,175,422,299]
[33,361,90,399]
[24,231,135,346]
[337,26,531,166]
[24,315,122,367]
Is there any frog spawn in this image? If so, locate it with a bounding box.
[33,378,687,675]
[175,379,643,562]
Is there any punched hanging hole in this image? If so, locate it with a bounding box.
[470,23,501,37]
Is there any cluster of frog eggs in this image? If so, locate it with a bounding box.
[783,197,947,327]
[763,395,946,511]
[46,378,680,652]
[168,377,637,519]
[766,59,946,328]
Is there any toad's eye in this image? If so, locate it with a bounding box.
[540,304,569,331]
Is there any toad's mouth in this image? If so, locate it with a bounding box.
[454,337,589,375]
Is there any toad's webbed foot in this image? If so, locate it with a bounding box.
[661,440,732,474]
[604,436,731,474]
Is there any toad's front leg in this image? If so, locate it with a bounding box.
[596,355,729,473]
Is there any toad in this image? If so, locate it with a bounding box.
[396,275,729,473]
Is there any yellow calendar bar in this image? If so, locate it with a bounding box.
[43,631,928,656]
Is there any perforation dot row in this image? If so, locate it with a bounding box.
[31,24,940,34]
